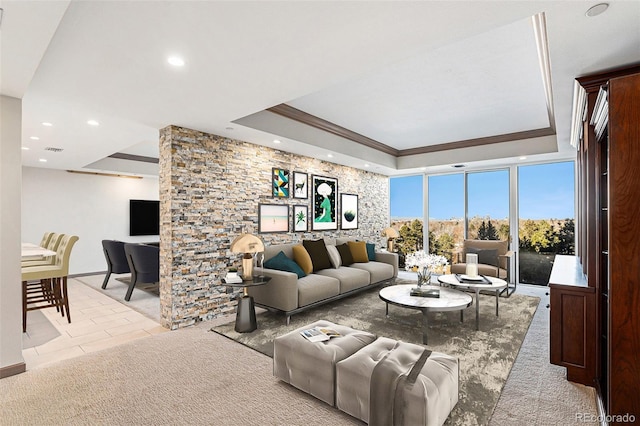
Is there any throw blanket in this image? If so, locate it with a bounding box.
[369,341,432,426]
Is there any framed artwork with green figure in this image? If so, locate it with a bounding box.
[312,175,338,230]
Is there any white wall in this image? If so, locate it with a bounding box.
[1,95,24,373]
[22,167,159,274]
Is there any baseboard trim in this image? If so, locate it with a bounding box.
[0,362,26,379]
[69,271,107,278]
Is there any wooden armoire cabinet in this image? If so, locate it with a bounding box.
[551,65,640,422]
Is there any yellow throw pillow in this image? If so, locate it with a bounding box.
[292,244,313,275]
[348,241,369,263]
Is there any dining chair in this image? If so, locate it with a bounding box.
[21,233,65,267]
[39,232,54,248]
[123,243,159,301]
[21,235,79,332]
[101,240,131,289]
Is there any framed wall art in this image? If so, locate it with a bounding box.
[340,193,358,230]
[293,205,308,232]
[311,175,338,231]
[292,171,308,199]
[258,204,289,233]
[272,168,290,197]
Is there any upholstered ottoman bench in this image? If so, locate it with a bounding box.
[336,336,459,426]
[273,320,376,406]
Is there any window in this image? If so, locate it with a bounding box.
[390,175,423,267]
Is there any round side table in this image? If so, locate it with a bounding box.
[223,276,271,333]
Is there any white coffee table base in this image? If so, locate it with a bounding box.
[437,274,508,331]
[379,285,473,344]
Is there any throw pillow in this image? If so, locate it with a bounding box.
[336,243,354,266]
[292,245,313,275]
[366,243,376,261]
[348,241,369,263]
[326,245,342,269]
[302,239,332,272]
[264,251,306,279]
[466,247,498,267]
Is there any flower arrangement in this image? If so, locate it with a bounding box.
[405,251,449,272]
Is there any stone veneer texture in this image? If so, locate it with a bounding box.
[159,125,389,329]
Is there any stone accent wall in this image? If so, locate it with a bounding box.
[159,125,389,329]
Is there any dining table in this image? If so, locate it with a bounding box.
[21,242,57,260]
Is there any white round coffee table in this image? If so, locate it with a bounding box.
[379,284,473,344]
[437,274,508,331]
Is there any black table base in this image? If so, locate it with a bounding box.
[235,295,257,333]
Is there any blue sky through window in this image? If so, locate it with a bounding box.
[391,162,575,220]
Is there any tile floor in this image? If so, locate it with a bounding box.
[22,277,167,370]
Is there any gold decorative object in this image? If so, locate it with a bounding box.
[382,227,400,252]
[230,233,265,280]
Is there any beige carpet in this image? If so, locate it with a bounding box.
[3,325,357,425]
[2,284,597,425]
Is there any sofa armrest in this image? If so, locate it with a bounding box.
[375,252,399,277]
[247,267,299,312]
[499,250,514,259]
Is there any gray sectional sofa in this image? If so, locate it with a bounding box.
[248,237,398,324]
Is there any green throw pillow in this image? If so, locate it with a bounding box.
[366,243,376,261]
[264,251,306,278]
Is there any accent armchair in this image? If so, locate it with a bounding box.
[123,243,159,301]
[450,239,515,295]
[101,240,131,289]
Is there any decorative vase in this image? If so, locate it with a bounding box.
[416,267,431,287]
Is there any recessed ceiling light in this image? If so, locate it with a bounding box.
[167,56,185,67]
[273,139,281,144]
[41,122,52,127]
[29,136,40,140]
[420,167,427,171]
[364,164,370,168]
[519,156,527,160]
[327,154,333,158]
[39,158,47,162]
[21,146,30,150]
[87,120,100,126]
[225,127,234,131]
[586,3,609,17]
[452,164,465,168]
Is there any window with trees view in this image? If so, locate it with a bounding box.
[518,162,575,284]
[390,161,575,285]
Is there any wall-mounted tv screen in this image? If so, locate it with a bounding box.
[129,199,160,236]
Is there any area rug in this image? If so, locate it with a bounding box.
[74,274,160,321]
[212,280,539,426]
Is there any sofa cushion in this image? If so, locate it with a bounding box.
[317,267,370,293]
[348,241,369,263]
[350,261,394,283]
[336,243,354,266]
[366,243,376,261]
[326,245,341,269]
[292,245,313,275]
[303,239,332,272]
[466,247,498,267]
[264,251,306,279]
[298,274,340,307]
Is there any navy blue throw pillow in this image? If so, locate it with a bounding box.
[366,243,376,261]
[264,251,306,278]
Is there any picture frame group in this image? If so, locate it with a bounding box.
[261,167,358,233]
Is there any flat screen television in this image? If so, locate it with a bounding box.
[129,199,160,236]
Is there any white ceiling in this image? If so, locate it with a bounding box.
[2,1,640,177]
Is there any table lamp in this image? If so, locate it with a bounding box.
[230,233,265,280]
[382,227,400,252]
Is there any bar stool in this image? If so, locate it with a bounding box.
[21,235,79,332]
[21,233,65,268]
